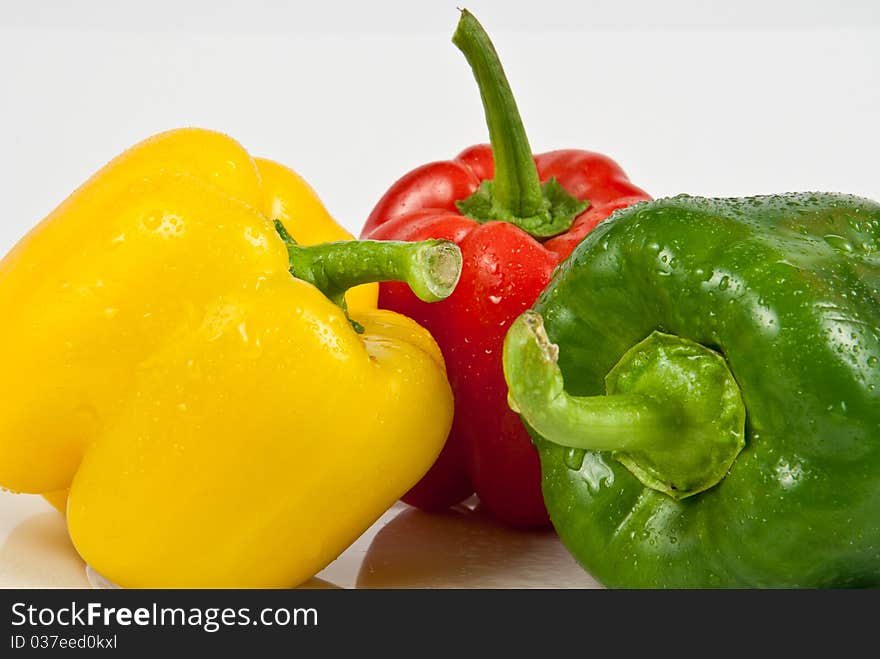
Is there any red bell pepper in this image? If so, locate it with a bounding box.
[362,10,650,527]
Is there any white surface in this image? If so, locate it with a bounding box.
[0,491,599,589]
[2,0,879,252]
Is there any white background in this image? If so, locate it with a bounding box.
[1,0,879,251]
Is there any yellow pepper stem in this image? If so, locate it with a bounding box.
[275,220,462,310]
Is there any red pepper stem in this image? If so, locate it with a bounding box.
[452,11,589,238]
[452,9,543,219]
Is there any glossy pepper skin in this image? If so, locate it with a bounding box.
[0,128,461,588]
[362,11,650,527]
[504,193,880,588]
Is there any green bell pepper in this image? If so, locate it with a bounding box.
[503,192,880,588]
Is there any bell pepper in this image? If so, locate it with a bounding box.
[503,193,880,588]
[361,10,650,527]
[0,128,463,588]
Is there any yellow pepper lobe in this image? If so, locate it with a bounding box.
[0,129,452,587]
[67,276,451,588]
[0,173,287,493]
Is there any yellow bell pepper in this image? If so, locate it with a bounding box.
[0,128,461,587]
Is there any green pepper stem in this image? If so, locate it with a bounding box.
[276,221,462,306]
[503,311,746,499]
[503,311,673,452]
[453,9,544,219]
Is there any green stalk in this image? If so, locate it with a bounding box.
[453,10,588,238]
[453,10,544,219]
[503,311,746,499]
[275,220,462,323]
